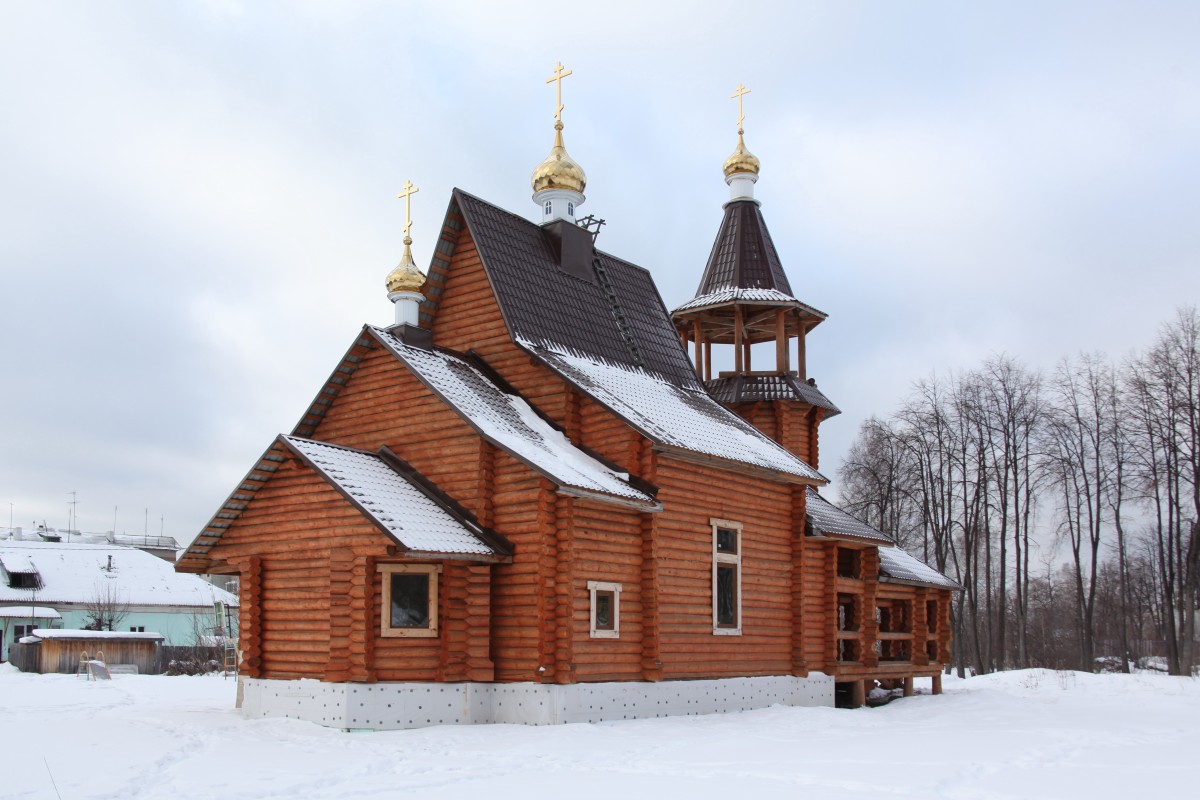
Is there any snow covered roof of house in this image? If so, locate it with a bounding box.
[0,552,38,575]
[0,541,237,608]
[805,488,894,543]
[877,545,963,591]
[805,488,960,590]
[525,341,826,482]
[0,605,60,619]
[368,327,660,509]
[181,434,515,571]
[280,435,508,557]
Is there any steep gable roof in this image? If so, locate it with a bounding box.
[368,326,660,510]
[448,189,701,388]
[434,189,825,484]
[179,434,512,572]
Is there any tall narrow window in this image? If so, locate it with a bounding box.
[378,564,440,638]
[587,580,621,638]
[711,519,742,635]
[544,200,553,216]
[567,201,575,216]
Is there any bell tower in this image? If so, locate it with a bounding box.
[671,86,838,469]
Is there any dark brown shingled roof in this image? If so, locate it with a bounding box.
[694,199,795,297]
[451,189,701,388]
[706,374,841,417]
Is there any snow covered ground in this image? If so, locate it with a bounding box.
[2,664,1194,799]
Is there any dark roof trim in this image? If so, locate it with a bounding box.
[376,446,514,558]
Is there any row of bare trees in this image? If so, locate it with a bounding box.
[839,308,1199,675]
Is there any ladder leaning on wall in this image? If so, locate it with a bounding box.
[213,601,238,678]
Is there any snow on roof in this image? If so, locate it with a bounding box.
[0,606,60,619]
[521,340,826,483]
[371,328,659,508]
[0,552,38,574]
[29,628,164,641]
[877,546,963,591]
[804,489,960,590]
[805,488,893,543]
[673,287,821,314]
[281,436,498,557]
[0,541,237,608]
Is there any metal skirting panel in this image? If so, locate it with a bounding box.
[240,674,834,731]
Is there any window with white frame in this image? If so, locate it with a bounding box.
[587,580,621,638]
[711,518,742,634]
[378,563,440,638]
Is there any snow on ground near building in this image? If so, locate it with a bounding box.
[1,665,1194,799]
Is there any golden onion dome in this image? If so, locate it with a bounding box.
[385,237,426,294]
[723,129,761,179]
[531,121,587,194]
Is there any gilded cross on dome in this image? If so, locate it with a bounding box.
[546,61,573,122]
[397,180,419,240]
[731,83,751,131]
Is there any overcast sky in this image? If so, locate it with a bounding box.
[2,1,1197,546]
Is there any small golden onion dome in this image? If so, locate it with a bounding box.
[385,237,426,294]
[531,121,587,194]
[723,129,761,179]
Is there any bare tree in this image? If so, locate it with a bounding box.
[82,580,130,632]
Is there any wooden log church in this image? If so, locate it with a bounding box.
[177,73,958,729]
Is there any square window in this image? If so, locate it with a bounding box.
[587,581,621,638]
[837,547,861,579]
[716,528,738,554]
[378,564,439,638]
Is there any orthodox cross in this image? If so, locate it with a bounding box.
[546,61,573,122]
[397,180,419,239]
[731,83,751,130]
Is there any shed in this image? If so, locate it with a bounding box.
[16,629,164,675]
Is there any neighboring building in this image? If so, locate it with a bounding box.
[178,81,959,729]
[0,540,237,661]
[1,525,180,562]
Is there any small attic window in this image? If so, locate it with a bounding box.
[9,572,41,590]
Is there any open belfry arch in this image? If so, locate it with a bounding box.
[178,66,959,730]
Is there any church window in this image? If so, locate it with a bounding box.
[711,519,742,634]
[544,200,553,215]
[587,580,621,638]
[567,201,574,216]
[378,563,440,638]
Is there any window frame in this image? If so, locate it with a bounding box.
[378,563,441,638]
[587,580,622,639]
[711,518,743,636]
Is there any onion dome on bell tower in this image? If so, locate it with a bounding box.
[670,85,838,468]
[531,61,586,224]
[385,180,427,327]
